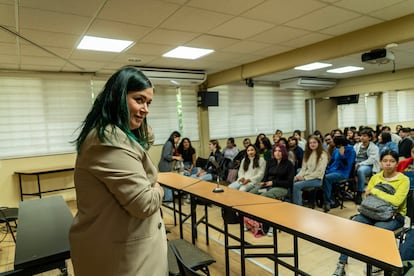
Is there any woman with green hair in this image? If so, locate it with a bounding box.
[70,66,168,276]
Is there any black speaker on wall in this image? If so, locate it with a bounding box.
[336,94,359,105]
[197,91,219,107]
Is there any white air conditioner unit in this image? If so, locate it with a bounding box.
[279,77,336,90]
[135,67,206,86]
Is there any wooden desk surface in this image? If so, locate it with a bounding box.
[14,196,73,270]
[234,202,402,271]
[157,172,201,190]
[183,180,280,207]
[14,166,74,175]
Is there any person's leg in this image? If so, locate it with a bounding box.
[249,185,261,194]
[163,187,173,202]
[239,183,255,192]
[356,165,373,192]
[228,181,241,190]
[262,187,288,199]
[374,213,405,231]
[200,173,213,181]
[293,179,322,206]
[323,173,344,209]
[400,230,414,261]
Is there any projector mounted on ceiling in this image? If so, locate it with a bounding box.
[279,77,337,90]
[361,48,395,64]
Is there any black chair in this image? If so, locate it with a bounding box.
[395,189,414,243]
[168,239,215,276]
[0,207,18,243]
[333,165,357,209]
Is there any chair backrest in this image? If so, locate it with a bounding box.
[406,189,414,229]
[169,243,203,276]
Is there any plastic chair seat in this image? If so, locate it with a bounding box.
[168,239,215,276]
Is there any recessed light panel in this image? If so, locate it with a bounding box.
[163,46,214,60]
[327,66,364,73]
[77,35,134,53]
[294,62,332,71]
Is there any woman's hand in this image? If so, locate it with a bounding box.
[153,182,164,198]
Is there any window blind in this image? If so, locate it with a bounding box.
[337,95,377,128]
[0,76,92,158]
[209,83,307,139]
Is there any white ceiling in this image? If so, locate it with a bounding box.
[1,0,414,83]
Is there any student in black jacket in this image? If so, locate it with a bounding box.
[249,144,295,199]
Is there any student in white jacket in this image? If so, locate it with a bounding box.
[228,144,266,192]
[353,128,380,204]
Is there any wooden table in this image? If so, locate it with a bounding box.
[157,172,202,238]
[234,202,403,276]
[183,180,281,276]
[14,196,73,275]
[15,166,74,200]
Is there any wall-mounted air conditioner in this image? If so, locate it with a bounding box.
[279,77,337,90]
[135,67,206,87]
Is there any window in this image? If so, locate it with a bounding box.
[383,90,414,123]
[0,74,199,159]
[208,83,308,139]
[337,94,377,128]
[0,76,92,158]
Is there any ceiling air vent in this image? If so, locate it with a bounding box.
[279,77,336,90]
[134,67,206,87]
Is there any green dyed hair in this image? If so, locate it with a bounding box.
[74,66,153,152]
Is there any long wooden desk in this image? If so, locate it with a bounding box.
[14,196,73,275]
[15,166,74,201]
[157,172,202,238]
[234,202,403,276]
[182,180,280,276]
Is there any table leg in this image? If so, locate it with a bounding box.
[178,191,183,239]
[18,174,23,201]
[274,226,278,275]
[191,196,197,244]
[239,216,245,276]
[36,174,42,198]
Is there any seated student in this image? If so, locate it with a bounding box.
[250,144,295,199]
[333,150,409,276]
[258,136,273,161]
[293,129,306,150]
[353,128,380,204]
[382,125,401,144]
[323,132,335,156]
[272,129,283,144]
[397,144,414,188]
[232,138,251,169]
[278,137,296,166]
[377,131,398,155]
[399,127,414,159]
[288,136,304,172]
[191,139,223,181]
[222,137,239,161]
[177,137,198,176]
[254,133,266,150]
[228,144,266,192]
[323,135,356,212]
[292,135,329,206]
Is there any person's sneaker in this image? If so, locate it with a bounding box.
[332,262,345,276]
[355,191,363,205]
[244,224,248,232]
[267,227,274,236]
[323,203,331,213]
[363,266,382,274]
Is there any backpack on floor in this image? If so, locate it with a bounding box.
[244,217,264,238]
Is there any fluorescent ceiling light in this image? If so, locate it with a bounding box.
[327,66,364,74]
[77,35,134,52]
[163,46,214,60]
[294,62,332,71]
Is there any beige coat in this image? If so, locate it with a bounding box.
[69,126,168,276]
